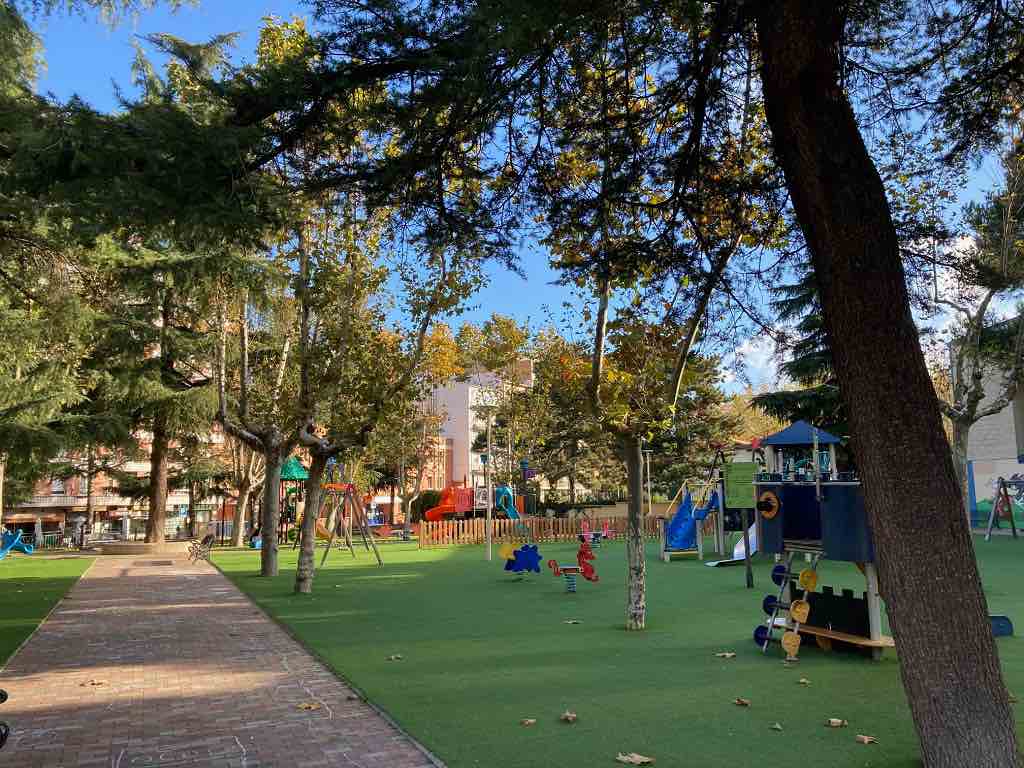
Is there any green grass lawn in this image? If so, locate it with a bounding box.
[216,537,1024,768]
[0,554,93,666]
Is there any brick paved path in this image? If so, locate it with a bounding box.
[0,556,440,768]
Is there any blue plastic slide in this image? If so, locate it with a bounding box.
[0,530,34,561]
[665,491,719,551]
[495,486,519,519]
[665,491,695,550]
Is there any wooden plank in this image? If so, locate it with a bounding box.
[796,625,895,648]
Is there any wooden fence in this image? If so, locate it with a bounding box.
[418,515,662,548]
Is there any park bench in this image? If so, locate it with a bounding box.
[187,534,215,563]
[1,687,8,751]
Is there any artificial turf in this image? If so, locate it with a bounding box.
[0,554,93,666]
[215,536,1024,768]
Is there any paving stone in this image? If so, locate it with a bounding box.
[0,556,439,767]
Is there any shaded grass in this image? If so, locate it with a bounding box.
[216,537,1024,768]
[0,554,93,665]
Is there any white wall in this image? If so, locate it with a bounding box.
[962,370,1024,524]
[966,373,1022,462]
[431,366,530,489]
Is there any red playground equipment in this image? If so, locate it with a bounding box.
[547,541,600,592]
[424,483,475,521]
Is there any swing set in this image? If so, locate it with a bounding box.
[292,479,384,567]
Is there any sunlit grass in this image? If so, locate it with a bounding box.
[216,537,1024,768]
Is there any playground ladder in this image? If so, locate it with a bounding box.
[759,552,821,654]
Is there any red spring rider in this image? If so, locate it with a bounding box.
[548,541,600,592]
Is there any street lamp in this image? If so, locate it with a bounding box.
[484,411,494,561]
[642,446,654,517]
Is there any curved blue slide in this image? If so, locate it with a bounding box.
[495,486,519,519]
[0,530,34,560]
[665,491,718,550]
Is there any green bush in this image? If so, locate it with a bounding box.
[410,489,443,523]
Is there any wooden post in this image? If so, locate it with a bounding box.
[350,490,383,566]
[741,506,753,589]
[715,478,726,555]
[864,562,884,661]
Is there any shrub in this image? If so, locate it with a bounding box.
[410,489,443,523]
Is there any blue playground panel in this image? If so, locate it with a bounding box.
[757,481,874,563]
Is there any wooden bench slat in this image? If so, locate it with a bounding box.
[797,625,895,648]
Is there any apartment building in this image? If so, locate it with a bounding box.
[430,360,534,491]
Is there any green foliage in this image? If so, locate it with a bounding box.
[752,262,847,436]
[0,2,42,96]
[408,489,441,523]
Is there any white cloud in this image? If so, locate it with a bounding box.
[722,334,782,394]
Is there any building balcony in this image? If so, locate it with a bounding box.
[17,491,190,509]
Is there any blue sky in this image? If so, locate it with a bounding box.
[29,3,1002,392]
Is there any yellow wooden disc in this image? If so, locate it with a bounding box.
[498,543,516,561]
[781,630,802,658]
[797,569,818,591]
[758,491,780,520]
[789,599,810,625]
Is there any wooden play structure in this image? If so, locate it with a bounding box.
[312,482,383,567]
[658,452,730,562]
[752,421,894,660]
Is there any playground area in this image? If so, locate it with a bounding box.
[214,537,1024,768]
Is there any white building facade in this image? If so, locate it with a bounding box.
[430,361,534,490]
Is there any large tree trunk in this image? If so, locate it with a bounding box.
[232,478,252,548]
[260,444,283,577]
[145,412,170,544]
[951,420,972,524]
[624,434,646,631]
[757,4,1019,765]
[295,453,328,594]
[0,455,6,527]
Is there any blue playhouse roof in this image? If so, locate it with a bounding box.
[761,420,841,446]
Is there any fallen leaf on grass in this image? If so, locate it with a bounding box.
[770,723,784,731]
[520,718,537,727]
[798,678,811,686]
[734,698,751,707]
[386,654,403,661]
[855,734,878,745]
[714,652,736,659]
[79,679,106,688]
[825,718,849,728]
[297,702,322,711]
[615,752,655,765]
[563,619,582,624]
[560,710,578,723]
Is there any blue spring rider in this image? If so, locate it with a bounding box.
[0,530,34,560]
[501,543,543,575]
